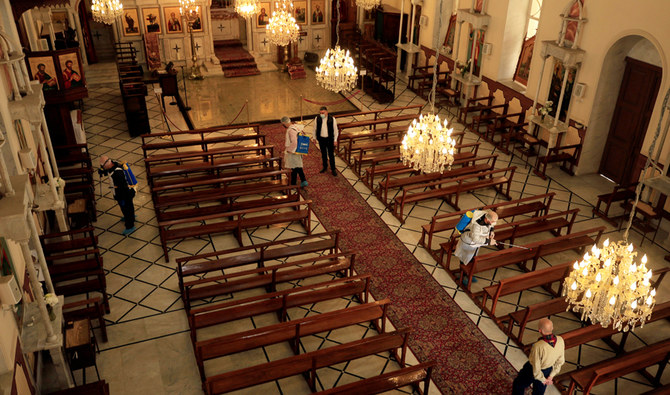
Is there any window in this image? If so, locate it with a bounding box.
[513,0,543,85]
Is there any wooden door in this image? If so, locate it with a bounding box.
[599,57,661,184]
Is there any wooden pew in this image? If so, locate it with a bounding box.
[341,125,410,163]
[507,298,569,345]
[183,252,355,311]
[188,275,372,343]
[142,131,263,159]
[457,95,495,125]
[63,297,108,342]
[204,329,410,394]
[316,362,435,395]
[40,227,98,256]
[177,230,340,294]
[158,199,313,261]
[150,155,283,189]
[478,262,571,317]
[194,299,390,382]
[457,227,606,291]
[557,338,670,395]
[377,154,498,208]
[421,193,555,258]
[393,166,517,223]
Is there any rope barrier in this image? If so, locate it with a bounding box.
[301,90,361,106]
[227,101,248,126]
[153,92,184,133]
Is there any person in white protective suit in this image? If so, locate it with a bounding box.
[453,210,498,283]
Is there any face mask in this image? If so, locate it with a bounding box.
[320,114,326,119]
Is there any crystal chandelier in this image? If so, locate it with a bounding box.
[563,240,656,331]
[266,0,299,47]
[179,0,199,14]
[316,0,357,93]
[315,46,357,93]
[90,0,123,25]
[236,0,260,19]
[356,0,380,10]
[400,0,455,174]
[401,115,455,173]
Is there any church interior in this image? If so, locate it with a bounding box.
[2,0,670,394]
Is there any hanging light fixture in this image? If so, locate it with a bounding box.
[562,92,670,332]
[315,0,357,93]
[400,0,455,174]
[266,0,300,47]
[179,0,199,14]
[91,0,123,25]
[236,0,261,19]
[356,0,380,11]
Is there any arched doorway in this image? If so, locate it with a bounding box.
[582,35,663,182]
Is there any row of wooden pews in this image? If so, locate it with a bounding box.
[418,191,670,394]
[54,144,97,228]
[40,227,109,342]
[142,125,317,261]
[176,231,436,394]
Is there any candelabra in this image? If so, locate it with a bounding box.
[180,1,204,80]
[236,0,261,19]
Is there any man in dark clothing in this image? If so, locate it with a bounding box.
[99,156,136,235]
[313,106,339,176]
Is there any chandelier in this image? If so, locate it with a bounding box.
[563,240,656,331]
[400,0,455,174]
[356,0,380,10]
[266,0,299,47]
[236,0,260,19]
[179,0,199,15]
[315,47,357,93]
[90,0,123,25]
[316,0,357,93]
[401,114,455,174]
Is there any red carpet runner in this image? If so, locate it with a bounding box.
[262,124,516,394]
[214,39,260,78]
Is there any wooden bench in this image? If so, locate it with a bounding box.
[458,227,605,291]
[478,262,571,317]
[40,227,98,256]
[419,192,555,255]
[150,155,283,189]
[534,126,586,180]
[158,199,313,261]
[195,299,390,382]
[342,125,409,163]
[177,230,340,294]
[141,124,260,150]
[183,252,355,311]
[205,329,411,394]
[376,154,498,207]
[188,274,371,343]
[362,138,474,188]
[316,361,434,395]
[457,95,495,124]
[507,297,570,345]
[336,105,422,135]
[63,297,108,342]
[142,132,264,159]
[557,338,670,395]
[393,166,516,223]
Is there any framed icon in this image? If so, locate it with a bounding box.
[294,1,307,25]
[184,8,203,32]
[256,2,271,28]
[311,0,325,24]
[164,7,183,34]
[142,7,162,34]
[58,51,85,89]
[27,56,59,91]
[122,8,141,36]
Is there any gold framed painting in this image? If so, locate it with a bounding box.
[256,2,271,28]
[58,51,85,90]
[311,0,325,24]
[142,7,162,34]
[122,8,141,36]
[27,55,59,91]
[184,8,204,32]
[164,7,183,34]
[294,1,307,25]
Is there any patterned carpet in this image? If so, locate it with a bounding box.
[262,123,517,394]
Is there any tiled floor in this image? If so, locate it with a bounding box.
[71,61,670,394]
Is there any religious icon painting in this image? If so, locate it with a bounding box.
[294,1,307,25]
[164,7,183,34]
[142,7,162,34]
[186,8,204,32]
[311,0,325,24]
[58,52,85,90]
[27,56,59,91]
[256,2,271,28]
[122,8,141,36]
[51,10,69,33]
